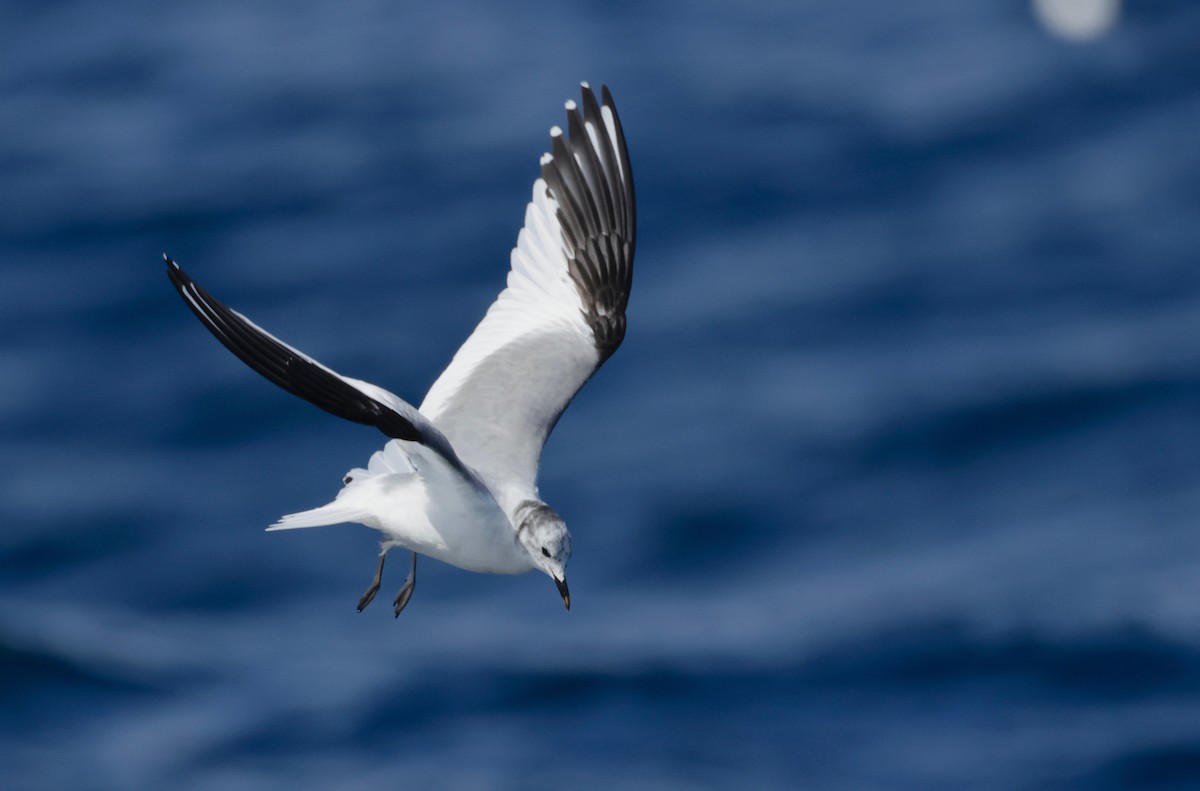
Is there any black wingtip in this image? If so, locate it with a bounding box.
[162,255,439,449]
[164,255,189,295]
[541,82,634,363]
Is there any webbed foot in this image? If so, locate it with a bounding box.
[357,552,387,612]
[393,552,417,617]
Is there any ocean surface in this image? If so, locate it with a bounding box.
[3,1,1200,789]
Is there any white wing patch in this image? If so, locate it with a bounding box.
[420,178,599,511]
[419,84,634,515]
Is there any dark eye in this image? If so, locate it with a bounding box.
[541,547,551,558]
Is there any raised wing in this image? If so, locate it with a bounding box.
[165,256,467,473]
[419,83,635,509]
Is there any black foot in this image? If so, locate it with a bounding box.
[357,552,387,612]
[358,583,380,612]
[393,552,417,618]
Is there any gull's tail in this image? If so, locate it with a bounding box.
[267,465,376,531]
[267,500,368,531]
[267,443,420,532]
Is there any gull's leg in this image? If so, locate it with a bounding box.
[393,552,417,618]
[357,549,387,612]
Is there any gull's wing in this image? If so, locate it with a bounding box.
[419,83,635,504]
[165,256,468,474]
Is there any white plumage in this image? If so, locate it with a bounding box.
[166,83,635,616]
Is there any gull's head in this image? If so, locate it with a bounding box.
[515,500,573,610]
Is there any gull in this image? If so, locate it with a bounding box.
[166,83,634,616]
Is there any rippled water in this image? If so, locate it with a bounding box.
[3,1,1200,789]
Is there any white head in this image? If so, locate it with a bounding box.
[515,500,573,610]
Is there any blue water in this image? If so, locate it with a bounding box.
[3,1,1200,788]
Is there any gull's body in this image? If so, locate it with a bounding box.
[167,83,634,615]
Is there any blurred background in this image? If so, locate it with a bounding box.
[3,0,1199,788]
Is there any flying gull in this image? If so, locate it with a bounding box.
[166,83,634,616]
